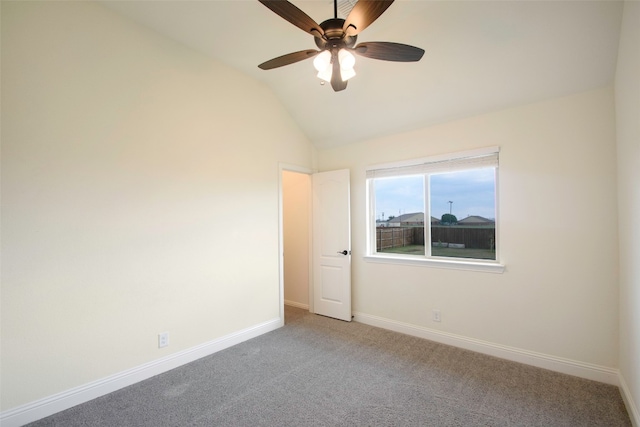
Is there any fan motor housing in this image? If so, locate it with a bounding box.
[315,18,357,50]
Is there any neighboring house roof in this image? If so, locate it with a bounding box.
[388,212,424,223]
[401,212,424,223]
[458,215,495,224]
[383,214,495,225]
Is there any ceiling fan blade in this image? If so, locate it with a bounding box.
[353,42,425,62]
[258,49,320,70]
[330,57,347,92]
[343,0,394,36]
[258,0,324,38]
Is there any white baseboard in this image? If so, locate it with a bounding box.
[619,374,640,427]
[353,311,620,386]
[0,318,282,427]
[284,300,309,310]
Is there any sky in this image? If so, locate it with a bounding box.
[374,168,496,222]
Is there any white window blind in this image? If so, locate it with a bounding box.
[366,146,499,179]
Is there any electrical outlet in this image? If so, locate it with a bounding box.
[432,310,441,323]
[158,332,169,348]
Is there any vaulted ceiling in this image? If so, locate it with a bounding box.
[99,0,623,149]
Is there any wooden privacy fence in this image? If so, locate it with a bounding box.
[377,227,424,251]
[377,226,495,251]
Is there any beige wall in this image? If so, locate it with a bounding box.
[615,1,640,421]
[318,87,619,368]
[282,171,311,308]
[0,1,313,411]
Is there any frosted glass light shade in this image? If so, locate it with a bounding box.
[338,49,355,70]
[313,50,332,82]
[340,67,356,81]
[317,67,332,82]
[338,49,356,81]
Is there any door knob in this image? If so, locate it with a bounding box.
[337,250,349,255]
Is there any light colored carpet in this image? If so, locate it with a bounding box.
[28,306,631,426]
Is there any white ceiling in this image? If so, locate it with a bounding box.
[99,0,623,149]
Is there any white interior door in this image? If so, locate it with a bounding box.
[312,169,351,322]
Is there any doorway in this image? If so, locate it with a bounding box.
[281,168,312,321]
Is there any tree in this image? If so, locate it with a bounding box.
[441,213,458,225]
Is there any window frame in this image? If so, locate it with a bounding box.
[365,146,504,274]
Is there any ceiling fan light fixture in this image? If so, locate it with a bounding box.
[257,0,424,92]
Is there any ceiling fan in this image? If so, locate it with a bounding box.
[257,0,425,92]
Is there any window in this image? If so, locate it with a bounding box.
[366,147,502,272]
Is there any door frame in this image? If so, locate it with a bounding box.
[278,163,315,323]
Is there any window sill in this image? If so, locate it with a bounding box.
[364,254,505,273]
